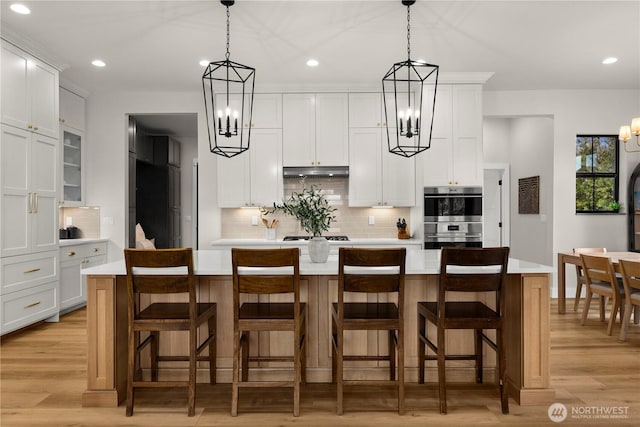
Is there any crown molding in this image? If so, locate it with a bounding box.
[1,24,68,72]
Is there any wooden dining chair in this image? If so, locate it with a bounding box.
[231,248,306,417]
[617,259,640,341]
[580,253,624,336]
[417,246,510,414]
[573,248,607,312]
[331,247,406,415]
[124,248,217,417]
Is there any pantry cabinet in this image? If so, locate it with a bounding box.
[282,93,349,167]
[422,85,483,187]
[1,41,59,139]
[1,125,59,257]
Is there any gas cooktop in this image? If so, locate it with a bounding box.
[283,236,350,241]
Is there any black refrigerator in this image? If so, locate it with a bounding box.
[629,162,640,252]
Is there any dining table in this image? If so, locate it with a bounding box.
[556,251,640,314]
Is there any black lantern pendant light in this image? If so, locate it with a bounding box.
[382,0,439,158]
[202,0,255,158]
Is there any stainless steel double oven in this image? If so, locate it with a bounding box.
[423,186,483,249]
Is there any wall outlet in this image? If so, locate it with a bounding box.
[102,216,114,225]
[368,215,375,225]
[251,215,259,226]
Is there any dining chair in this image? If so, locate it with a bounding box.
[580,253,624,336]
[417,246,510,414]
[231,248,306,417]
[618,259,640,341]
[331,247,406,415]
[124,248,217,417]
[573,247,607,312]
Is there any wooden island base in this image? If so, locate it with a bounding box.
[83,271,553,407]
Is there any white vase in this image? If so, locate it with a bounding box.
[308,236,330,263]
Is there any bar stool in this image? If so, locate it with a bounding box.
[331,247,406,415]
[231,248,306,416]
[124,248,217,417]
[417,246,510,414]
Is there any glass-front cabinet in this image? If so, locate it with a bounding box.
[629,162,640,252]
[62,128,84,205]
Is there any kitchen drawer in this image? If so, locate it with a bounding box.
[1,280,58,335]
[82,254,106,269]
[1,251,58,295]
[60,245,87,263]
[85,242,107,258]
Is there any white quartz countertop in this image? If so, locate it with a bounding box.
[60,238,109,247]
[211,238,423,246]
[82,249,553,276]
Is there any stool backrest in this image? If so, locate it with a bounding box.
[231,248,300,295]
[124,248,195,319]
[339,247,406,294]
[440,247,509,293]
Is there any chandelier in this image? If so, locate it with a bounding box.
[202,0,255,158]
[382,0,439,158]
[619,117,640,153]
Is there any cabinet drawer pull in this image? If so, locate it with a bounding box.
[23,268,41,274]
[24,301,41,309]
[68,251,76,256]
[34,126,39,131]
[93,248,99,252]
[27,124,33,129]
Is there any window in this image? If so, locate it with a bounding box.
[575,135,619,213]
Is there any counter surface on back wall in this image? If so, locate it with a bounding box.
[81,249,553,409]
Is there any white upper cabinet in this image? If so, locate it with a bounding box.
[348,93,415,207]
[1,125,59,257]
[282,93,349,167]
[247,94,282,129]
[1,42,59,139]
[422,84,483,187]
[59,88,85,131]
[217,129,283,208]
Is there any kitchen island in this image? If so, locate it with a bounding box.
[81,249,554,408]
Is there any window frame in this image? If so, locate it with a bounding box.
[575,134,620,214]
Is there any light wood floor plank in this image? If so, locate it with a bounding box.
[1,300,639,425]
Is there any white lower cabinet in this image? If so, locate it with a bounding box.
[0,251,59,335]
[59,241,107,312]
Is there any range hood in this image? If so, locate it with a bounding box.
[283,166,349,178]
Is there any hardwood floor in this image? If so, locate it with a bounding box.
[1,300,639,426]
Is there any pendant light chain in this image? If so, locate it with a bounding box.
[406,5,411,61]
[225,5,231,60]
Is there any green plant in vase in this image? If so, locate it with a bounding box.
[264,182,337,262]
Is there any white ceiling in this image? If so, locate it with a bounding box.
[2,0,639,96]
[2,1,639,138]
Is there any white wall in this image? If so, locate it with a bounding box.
[179,136,197,248]
[484,89,639,296]
[85,91,219,260]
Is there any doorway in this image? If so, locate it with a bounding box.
[484,164,510,248]
[126,113,198,248]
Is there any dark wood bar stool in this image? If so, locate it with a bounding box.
[331,247,406,415]
[417,246,510,414]
[124,248,217,417]
[231,248,307,417]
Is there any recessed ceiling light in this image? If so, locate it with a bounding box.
[602,57,618,65]
[10,3,30,14]
[91,59,106,67]
[199,59,210,67]
[306,59,319,67]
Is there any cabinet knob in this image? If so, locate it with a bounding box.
[93,248,99,252]
[244,123,248,127]
[27,124,33,129]
[377,122,380,127]
[34,126,38,130]
[60,118,65,123]
[311,161,315,166]
[68,251,76,256]
[317,161,320,165]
